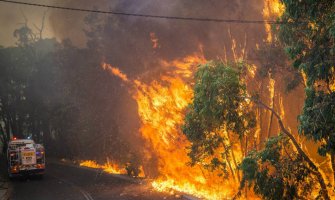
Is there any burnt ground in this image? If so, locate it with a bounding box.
[6,160,183,200]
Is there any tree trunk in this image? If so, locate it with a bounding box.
[331,153,335,188]
[258,80,264,148]
[222,141,236,181]
[245,135,248,157]
[257,100,330,200]
[4,118,11,140]
[227,132,240,182]
[267,89,275,139]
[0,124,7,153]
[258,107,263,150]
[239,139,245,158]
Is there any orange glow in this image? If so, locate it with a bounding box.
[248,64,257,78]
[99,53,247,199]
[102,63,129,82]
[263,0,285,42]
[330,68,335,91]
[80,160,129,175]
[278,94,285,120]
[268,77,275,108]
[135,54,237,199]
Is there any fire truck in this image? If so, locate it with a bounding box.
[7,138,45,178]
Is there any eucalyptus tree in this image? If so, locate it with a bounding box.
[278,0,335,188]
[183,61,330,199]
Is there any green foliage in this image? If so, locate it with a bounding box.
[279,0,334,85]
[239,156,258,186]
[299,90,335,155]
[284,72,302,93]
[183,61,256,171]
[279,0,335,158]
[259,136,282,164]
[185,61,255,136]
[239,135,315,199]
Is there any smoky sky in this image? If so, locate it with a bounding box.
[48,0,266,76]
[0,0,267,63]
[0,0,267,59]
[0,0,55,47]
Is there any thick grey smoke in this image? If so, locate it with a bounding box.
[49,0,266,65]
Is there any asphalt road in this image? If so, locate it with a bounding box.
[8,162,181,200]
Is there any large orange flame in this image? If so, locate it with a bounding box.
[100,53,246,199]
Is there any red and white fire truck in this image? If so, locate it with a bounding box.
[7,138,45,178]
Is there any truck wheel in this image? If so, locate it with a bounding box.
[8,173,14,180]
[8,168,14,180]
[35,174,44,180]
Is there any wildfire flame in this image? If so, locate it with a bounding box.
[78,1,335,199]
[263,0,285,42]
[102,63,129,82]
[80,160,127,174]
[99,53,246,199]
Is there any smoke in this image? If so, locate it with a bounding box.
[47,0,269,169]
[49,0,266,62]
[0,0,56,47]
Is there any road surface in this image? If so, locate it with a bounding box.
[8,162,182,200]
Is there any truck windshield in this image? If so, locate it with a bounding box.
[9,143,32,150]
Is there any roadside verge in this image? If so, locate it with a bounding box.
[0,155,10,200]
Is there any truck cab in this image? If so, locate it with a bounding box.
[7,138,45,178]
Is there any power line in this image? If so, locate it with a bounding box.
[0,0,283,24]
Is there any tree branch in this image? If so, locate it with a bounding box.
[251,97,330,200]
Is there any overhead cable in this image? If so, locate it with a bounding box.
[0,0,284,24]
